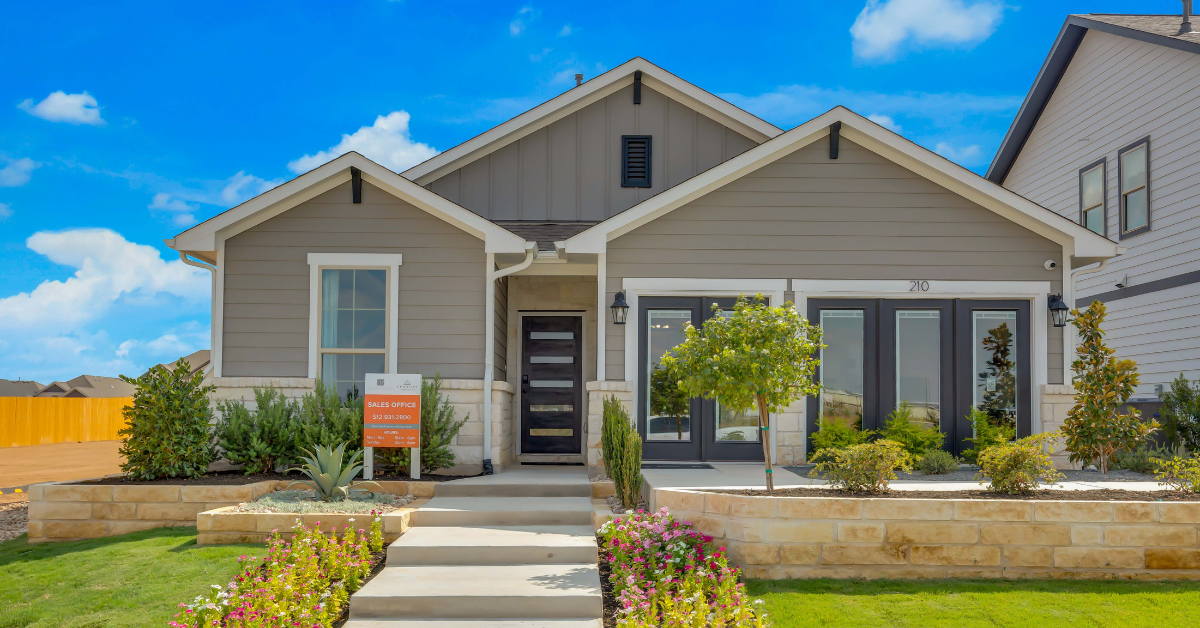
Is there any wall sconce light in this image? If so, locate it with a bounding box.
[611,291,629,325]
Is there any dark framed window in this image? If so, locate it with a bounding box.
[1078,158,1106,236]
[621,135,651,188]
[1118,136,1150,238]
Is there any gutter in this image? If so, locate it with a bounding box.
[178,252,217,370]
[481,244,536,474]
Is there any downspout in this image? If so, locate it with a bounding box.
[179,252,217,374]
[481,244,536,474]
[1064,258,1110,380]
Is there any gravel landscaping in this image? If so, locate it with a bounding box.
[0,501,28,542]
[231,489,414,514]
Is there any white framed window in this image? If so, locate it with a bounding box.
[1078,159,1105,236]
[1118,137,1150,238]
[307,253,402,398]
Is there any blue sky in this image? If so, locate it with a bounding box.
[0,0,1178,383]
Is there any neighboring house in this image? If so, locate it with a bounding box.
[0,379,43,397]
[34,375,137,398]
[169,58,1118,471]
[989,12,1200,400]
[143,349,212,378]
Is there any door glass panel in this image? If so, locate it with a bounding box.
[530,404,573,412]
[530,356,573,363]
[647,310,692,441]
[530,380,573,388]
[530,331,574,340]
[819,310,865,431]
[709,308,760,442]
[895,310,940,430]
[973,311,1018,433]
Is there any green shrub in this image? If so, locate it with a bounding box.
[215,388,300,474]
[1161,373,1200,455]
[961,407,1015,464]
[1112,443,1174,474]
[117,359,215,480]
[601,395,643,507]
[810,417,873,453]
[977,433,1064,494]
[374,374,467,475]
[1154,456,1200,493]
[293,380,364,459]
[880,402,944,458]
[812,440,912,493]
[915,449,960,475]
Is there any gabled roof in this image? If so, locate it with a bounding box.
[169,152,531,258]
[401,57,784,186]
[0,379,43,397]
[987,13,1200,184]
[34,375,136,398]
[563,106,1121,265]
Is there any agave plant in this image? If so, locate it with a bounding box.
[285,442,379,501]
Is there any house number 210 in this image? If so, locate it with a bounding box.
[909,280,930,292]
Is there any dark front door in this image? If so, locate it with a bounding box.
[638,296,765,462]
[520,316,584,454]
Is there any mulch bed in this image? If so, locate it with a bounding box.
[71,470,476,486]
[713,487,1200,501]
[331,548,388,628]
[599,552,617,628]
[0,502,28,542]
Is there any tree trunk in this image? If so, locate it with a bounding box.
[757,394,774,492]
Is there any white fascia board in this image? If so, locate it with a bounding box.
[564,107,1121,261]
[402,57,782,186]
[171,152,528,255]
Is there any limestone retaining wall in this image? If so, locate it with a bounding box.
[196,498,429,545]
[656,488,1200,580]
[1040,384,1077,469]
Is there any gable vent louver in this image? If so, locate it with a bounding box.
[621,135,652,188]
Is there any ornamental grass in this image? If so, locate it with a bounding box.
[599,507,768,627]
[170,513,384,628]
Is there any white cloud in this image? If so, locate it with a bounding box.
[510,5,539,36]
[0,157,41,187]
[935,141,984,165]
[220,171,281,204]
[867,114,902,133]
[722,84,1020,128]
[851,0,1005,61]
[0,202,11,220]
[18,91,105,125]
[0,229,210,331]
[530,47,552,62]
[558,24,573,37]
[148,192,202,227]
[288,111,439,173]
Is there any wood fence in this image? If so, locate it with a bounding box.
[0,397,131,448]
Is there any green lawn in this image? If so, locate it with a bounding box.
[0,528,260,628]
[749,578,1200,627]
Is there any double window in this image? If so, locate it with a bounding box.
[1118,137,1151,237]
[1078,159,1106,236]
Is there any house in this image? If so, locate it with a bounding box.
[0,379,43,397]
[988,11,1200,400]
[168,58,1119,472]
[34,375,137,398]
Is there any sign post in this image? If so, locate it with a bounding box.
[364,374,422,480]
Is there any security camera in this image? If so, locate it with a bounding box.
[1044,260,1058,271]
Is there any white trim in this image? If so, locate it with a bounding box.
[791,279,1052,437]
[596,253,607,382]
[213,239,226,378]
[561,107,1120,262]
[172,152,527,255]
[306,253,403,380]
[516,311,589,457]
[620,278,788,464]
[402,57,782,185]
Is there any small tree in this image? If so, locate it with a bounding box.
[1161,373,1200,455]
[374,374,467,475]
[600,395,642,507]
[118,359,216,480]
[662,295,822,491]
[1062,301,1158,474]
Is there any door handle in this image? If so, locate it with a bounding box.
[522,374,529,394]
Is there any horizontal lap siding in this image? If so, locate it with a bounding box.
[222,181,486,379]
[1005,30,1200,390]
[426,85,758,221]
[605,138,1064,382]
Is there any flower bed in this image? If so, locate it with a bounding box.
[598,508,767,627]
[171,515,385,628]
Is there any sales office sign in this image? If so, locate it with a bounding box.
[364,374,421,448]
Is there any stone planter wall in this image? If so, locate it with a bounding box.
[656,488,1200,580]
[585,381,634,473]
[196,498,429,545]
[437,379,516,474]
[1040,384,1077,469]
[27,479,438,543]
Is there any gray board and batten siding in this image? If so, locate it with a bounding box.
[1003,29,1200,386]
[222,181,488,380]
[424,84,759,222]
[603,137,1066,383]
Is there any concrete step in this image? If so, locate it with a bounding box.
[349,564,602,619]
[412,497,593,527]
[344,620,601,627]
[434,482,591,498]
[387,525,597,565]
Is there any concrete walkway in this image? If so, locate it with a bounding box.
[346,466,602,627]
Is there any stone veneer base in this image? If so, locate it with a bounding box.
[27,479,437,543]
[196,498,430,545]
[656,488,1200,580]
